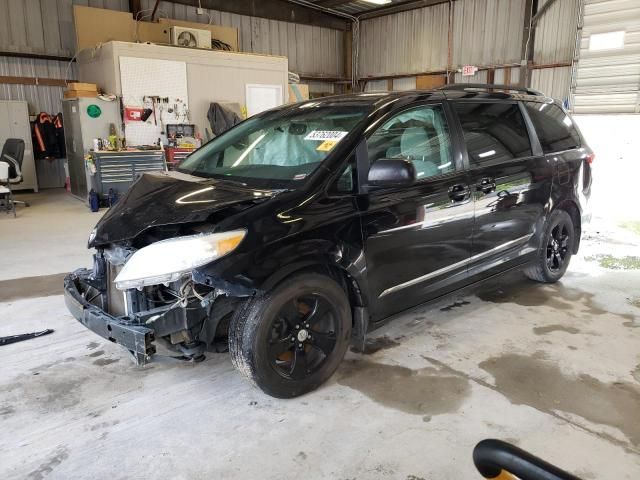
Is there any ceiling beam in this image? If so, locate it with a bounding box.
[531,0,559,26]
[167,0,349,30]
[357,0,454,20]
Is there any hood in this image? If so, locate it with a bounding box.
[91,171,276,246]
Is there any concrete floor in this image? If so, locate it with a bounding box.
[1,116,640,479]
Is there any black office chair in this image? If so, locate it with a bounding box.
[0,139,29,217]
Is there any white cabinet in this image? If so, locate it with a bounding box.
[0,101,38,192]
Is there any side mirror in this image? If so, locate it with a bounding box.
[367,159,416,188]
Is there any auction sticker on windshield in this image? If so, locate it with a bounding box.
[304,130,348,141]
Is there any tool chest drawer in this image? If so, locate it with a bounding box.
[91,151,167,198]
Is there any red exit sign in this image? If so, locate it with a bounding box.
[462,65,478,76]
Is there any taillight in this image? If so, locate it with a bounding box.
[585,153,595,165]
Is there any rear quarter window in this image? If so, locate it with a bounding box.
[524,102,581,154]
[453,102,533,166]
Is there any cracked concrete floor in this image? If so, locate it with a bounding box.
[1,116,640,479]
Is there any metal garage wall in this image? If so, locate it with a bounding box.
[451,0,525,67]
[573,0,640,113]
[358,0,526,78]
[0,0,127,114]
[0,0,344,112]
[454,70,489,84]
[530,0,579,104]
[0,56,75,114]
[139,0,345,78]
[358,2,449,78]
[0,0,129,57]
[531,66,572,103]
[533,0,580,65]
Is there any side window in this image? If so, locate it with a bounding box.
[524,102,581,154]
[330,157,355,194]
[453,102,532,166]
[366,104,454,181]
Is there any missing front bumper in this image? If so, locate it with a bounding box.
[64,269,156,365]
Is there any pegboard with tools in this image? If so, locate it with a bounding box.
[119,56,190,146]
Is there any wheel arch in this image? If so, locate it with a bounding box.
[260,260,366,311]
[553,199,581,253]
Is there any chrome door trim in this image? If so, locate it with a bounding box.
[378,234,533,298]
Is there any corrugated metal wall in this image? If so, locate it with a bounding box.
[451,0,525,67]
[0,0,130,57]
[0,0,344,114]
[358,2,449,78]
[533,0,580,64]
[358,0,580,103]
[138,0,344,78]
[359,0,526,78]
[573,0,640,113]
[530,66,572,103]
[0,56,76,114]
[530,0,579,104]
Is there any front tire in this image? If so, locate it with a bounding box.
[524,209,575,283]
[229,273,352,398]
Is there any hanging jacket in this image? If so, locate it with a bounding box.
[207,102,241,137]
[52,113,66,158]
[32,112,63,159]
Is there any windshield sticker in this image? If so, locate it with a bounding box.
[316,140,338,152]
[304,130,348,142]
[293,173,307,180]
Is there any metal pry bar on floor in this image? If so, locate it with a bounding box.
[0,329,54,346]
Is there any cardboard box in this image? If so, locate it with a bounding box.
[288,84,310,103]
[67,82,98,92]
[74,6,136,52]
[73,5,239,52]
[64,90,98,99]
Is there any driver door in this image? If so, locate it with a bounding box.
[361,103,474,322]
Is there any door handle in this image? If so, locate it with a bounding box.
[448,183,470,202]
[477,178,496,194]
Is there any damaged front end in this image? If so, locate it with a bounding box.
[64,240,253,366]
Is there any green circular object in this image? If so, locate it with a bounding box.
[87,104,102,118]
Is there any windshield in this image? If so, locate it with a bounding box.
[178,104,370,188]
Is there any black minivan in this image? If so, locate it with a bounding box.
[64,84,593,398]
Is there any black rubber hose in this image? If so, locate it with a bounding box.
[473,439,582,480]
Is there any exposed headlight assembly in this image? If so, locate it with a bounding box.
[114,230,246,290]
[87,227,97,248]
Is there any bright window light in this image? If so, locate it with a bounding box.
[589,31,624,51]
[231,133,266,168]
[478,150,496,159]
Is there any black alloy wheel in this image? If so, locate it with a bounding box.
[524,209,575,283]
[267,295,338,380]
[229,273,352,398]
[546,222,571,272]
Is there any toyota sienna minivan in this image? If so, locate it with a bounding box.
[65,84,593,398]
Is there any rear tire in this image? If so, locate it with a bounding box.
[524,209,575,283]
[229,273,352,398]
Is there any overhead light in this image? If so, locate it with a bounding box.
[362,0,392,4]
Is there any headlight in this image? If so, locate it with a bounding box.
[87,228,97,248]
[114,230,246,290]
